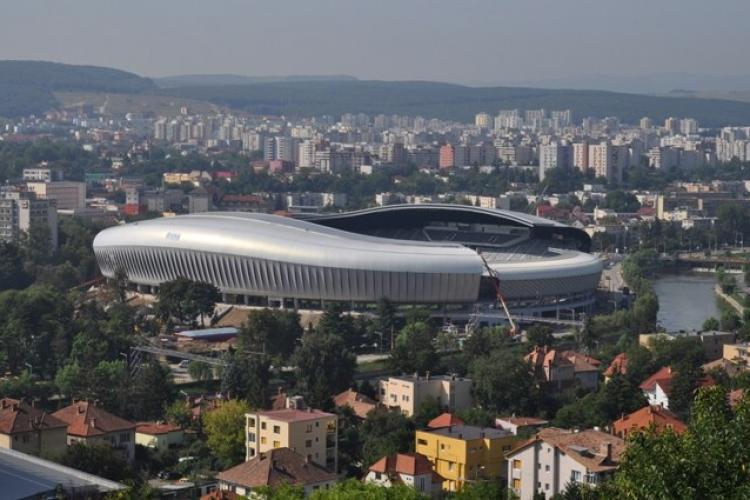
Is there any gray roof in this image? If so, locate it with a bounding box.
[430,424,512,440]
[94,212,484,275]
[0,447,125,498]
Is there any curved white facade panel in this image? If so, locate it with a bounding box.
[93,213,484,303]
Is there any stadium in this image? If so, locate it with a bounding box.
[93,204,602,319]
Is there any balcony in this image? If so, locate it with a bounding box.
[512,468,522,480]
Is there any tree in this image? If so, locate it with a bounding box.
[156,278,220,326]
[470,350,537,415]
[609,386,750,499]
[389,321,437,375]
[0,242,32,291]
[59,443,137,482]
[309,479,424,499]
[221,352,271,408]
[603,190,641,213]
[127,360,175,420]
[109,267,129,303]
[292,331,356,409]
[188,361,214,381]
[360,410,416,468]
[165,400,193,430]
[375,298,398,351]
[238,309,302,362]
[702,317,720,331]
[526,324,554,347]
[203,399,251,467]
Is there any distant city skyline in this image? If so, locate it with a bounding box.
[1,0,749,91]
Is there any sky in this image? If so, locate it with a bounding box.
[1,0,748,87]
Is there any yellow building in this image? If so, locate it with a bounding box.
[0,398,68,457]
[135,422,184,450]
[415,425,517,492]
[246,406,338,472]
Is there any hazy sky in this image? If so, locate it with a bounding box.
[1,0,748,83]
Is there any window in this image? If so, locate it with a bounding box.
[375,472,382,480]
[306,440,312,448]
[306,424,312,433]
[248,418,255,427]
[120,433,130,442]
[545,483,550,490]
[260,437,267,445]
[537,463,541,469]
[273,425,280,434]
[571,470,582,482]
[272,440,280,448]
[417,439,427,446]
[447,462,455,471]
[248,433,256,443]
[512,478,521,490]
[545,464,550,472]
[261,422,267,430]
[512,459,522,469]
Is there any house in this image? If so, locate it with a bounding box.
[612,405,686,438]
[639,366,675,408]
[365,453,443,496]
[217,447,336,498]
[639,366,714,410]
[52,401,136,461]
[506,428,624,500]
[525,347,601,390]
[495,416,549,436]
[333,389,377,420]
[379,374,473,417]
[135,422,184,450]
[427,413,464,430]
[0,398,68,457]
[415,425,517,492]
[245,397,338,472]
[603,353,628,382]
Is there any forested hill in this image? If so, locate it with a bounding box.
[3,60,750,128]
[0,60,155,117]
[161,80,750,127]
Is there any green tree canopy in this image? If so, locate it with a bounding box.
[203,399,251,468]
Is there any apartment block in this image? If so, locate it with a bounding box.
[379,374,472,417]
[245,400,338,472]
[506,428,624,500]
[415,425,517,492]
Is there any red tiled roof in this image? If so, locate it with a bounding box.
[427,413,465,429]
[639,366,674,393]
[0,398,67,435]
[612,405,687,437]
[604,353,629,378]
[217,448,335,489]
[135,422,182,435]
[525,347,600,373]
[560,351,601,372]
[52,401,135,437]
[496,416,549,427]
[508,428,624,473]
[369,453,436,476]
[256,408,335,423]
[333,389,377,419]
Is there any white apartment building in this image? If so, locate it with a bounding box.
[507,428,624,500]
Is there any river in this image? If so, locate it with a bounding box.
[651,274,720,332]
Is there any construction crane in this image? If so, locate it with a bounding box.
[477,252,517,335]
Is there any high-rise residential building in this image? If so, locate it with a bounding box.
[474,112,492,129]
[153,119,167,140]
[680,118,699,136]
[640,117,653,130]
[245,398,338,472]
[275,137,298,165]
[539,143,572,180]
[550,110,573,128]
[298,140,316,169]
[439,144,455,169]
[573,141,590,172]
[589,142,619,182]
[0,190,58,249]
[664,117,679,135]
[263,137,276,161]
[23,166,64,182]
